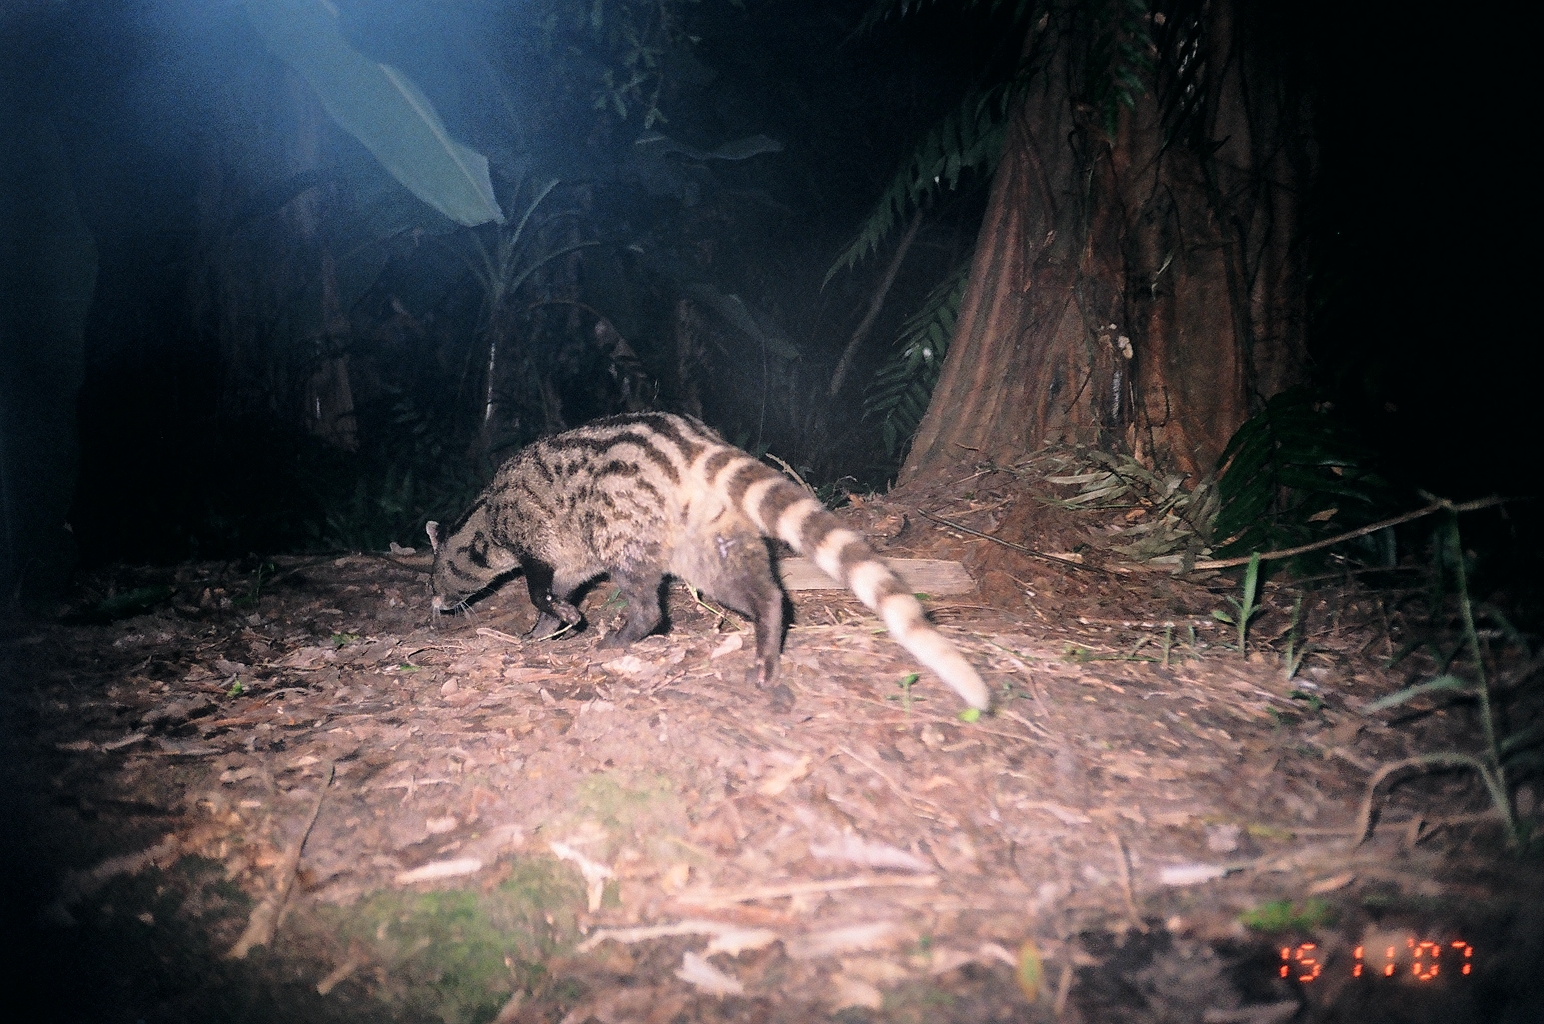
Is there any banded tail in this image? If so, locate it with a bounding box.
[700,447,992,711]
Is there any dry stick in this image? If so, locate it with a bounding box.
[227,761,335,959]
[996,706,1052,738]
[675,873,939,909]
[1108,831,1146,933]
[1053,960,1075,1017]
[827,209,924,400]
[475,626,526,645]
[1353,753,1498,845]
[762,451,819,497]
[316,943,365,996]
[914,507,1107,575]
[1192,495,1509,571]
[837,745,941,812]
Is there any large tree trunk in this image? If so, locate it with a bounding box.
[902,0,1312,483]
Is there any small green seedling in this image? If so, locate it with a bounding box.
[1240,897,1335,932]
[1283,593,1312,680]
[1289,689,1323,714]
[235,560,277,608]
[330,631,361,649]
[227,680,245,698]
[1213,551,1264,656]
[958,707,981,723]
[894,672,919,712]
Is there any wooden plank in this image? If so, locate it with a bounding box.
[776,557,976,595]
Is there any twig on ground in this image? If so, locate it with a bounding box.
[475,627,525,644]
[1193,495,1508,570]
[837,745,940,812]
[674,873,939,909]
[1109,831,1146,932]
[576,919,778,954]
[915,507,1107,575]
[1053,959,1074,1017]
[1354,752,1512,845]
[228,760,334,958]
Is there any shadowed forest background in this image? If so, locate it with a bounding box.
[0,0,1534,601]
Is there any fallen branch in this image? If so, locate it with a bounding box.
[228,761,334,958]
[1193,495,1509,571]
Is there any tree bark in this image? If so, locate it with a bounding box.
[902,0,1312,484]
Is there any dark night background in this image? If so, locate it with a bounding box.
[2,6,1542,1022]
[0,0,1533,598]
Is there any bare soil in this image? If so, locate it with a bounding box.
[4,462,1541,1023]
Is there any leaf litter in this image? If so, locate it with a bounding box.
[4,468,1544,1022]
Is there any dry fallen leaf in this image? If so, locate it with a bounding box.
[827,972,883,1011]
[1158,863,1230,886]
[1307,871,1355,895]
[600,655,657,678]
[576,920,778,956]
[675,951,744,997]
[809,834,931,873]
[394,857,483,884]
[838,956,911,986]
[756,755,811,797]
[704,926,778,957]
[550,841,615,912]
[786,921,898,959]
[925,948,978,975]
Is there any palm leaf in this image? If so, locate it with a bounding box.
[244,0,503,227]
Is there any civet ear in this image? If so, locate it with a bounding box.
[426,521,441,553]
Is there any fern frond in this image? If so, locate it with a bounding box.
[1213,387,1398,562]
[864,268,967,456]
[825,91,1008,287]
[1083,0,1159,138]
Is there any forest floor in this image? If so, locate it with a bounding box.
[3,455,1542,1024]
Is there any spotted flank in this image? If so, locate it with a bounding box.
[426,412,990,710]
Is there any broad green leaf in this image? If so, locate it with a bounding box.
[244,0,503,227]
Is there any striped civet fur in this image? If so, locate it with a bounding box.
[426,412,990,710]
